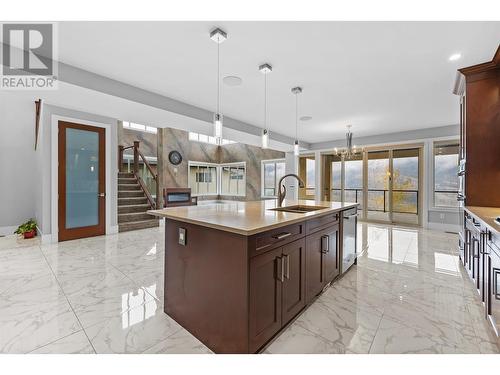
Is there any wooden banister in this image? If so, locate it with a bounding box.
[118,140,160,209]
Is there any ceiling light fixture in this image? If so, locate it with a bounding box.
[334,124,362,160]
[210,28,227,144]
[449,53,462,61]
[259,63,272,149]
[291,86,302,156]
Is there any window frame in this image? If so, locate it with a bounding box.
[188,161,220,197]
[188,161,247,197]
[219,161,247,197]
[261,158,286,199]
[432,140,460,210]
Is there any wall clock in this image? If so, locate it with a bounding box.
[168,150,183,165]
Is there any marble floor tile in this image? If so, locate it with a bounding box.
[0,222,497,354]
[30,330,95,354]
[67,277,157,328]
[0,292,82,353]
[265,323,347,354]
[143,329,213,354]
[369,316,457,354]
[85,300,183,353]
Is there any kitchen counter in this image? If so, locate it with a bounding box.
[149,199,358,236]
[465,206,500,233]
[152,199,359,353]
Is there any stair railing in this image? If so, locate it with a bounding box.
[118,141,160,209]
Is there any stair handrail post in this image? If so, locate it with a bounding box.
[118,145,124,172]
[133,141,140,174]
[155,174,160,209]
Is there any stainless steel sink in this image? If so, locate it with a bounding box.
[269,205,328,214]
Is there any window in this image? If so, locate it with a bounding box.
[122,121,157,134]
[299,156,316,198]
[433,141,459,208]
[220,163,246,197]
[188,131,236,145]
[261,159,286,198]
[188,162,218,196]
[188,161,246,197]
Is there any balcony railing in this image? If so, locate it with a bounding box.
[331,188,419,215]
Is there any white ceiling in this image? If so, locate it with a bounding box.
[57,21,500,144]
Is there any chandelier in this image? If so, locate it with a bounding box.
[334,125,363,159]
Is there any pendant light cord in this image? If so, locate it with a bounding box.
[217,40,220,114]
[264,72,267,130]
[295,93,298,140]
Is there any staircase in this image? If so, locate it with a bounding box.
[118,172,159,232]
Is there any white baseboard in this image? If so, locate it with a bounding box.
[108,225,119,235]
[0,226,17,236]
[426,222,460,233]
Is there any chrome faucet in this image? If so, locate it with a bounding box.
[277,174,305,207]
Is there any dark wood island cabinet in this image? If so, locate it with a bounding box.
[150,200,358,353]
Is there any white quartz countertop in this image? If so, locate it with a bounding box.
[465,206,500,234]
[148,199,358,236]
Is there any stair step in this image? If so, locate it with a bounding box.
[119,190,145,198]
[118,197,149,205]
[119,219,159,232]
[118,172,134,178]
[118,212,153,223]
[118,184,141,191]
[118,204,151,214]
[118,178,138,184]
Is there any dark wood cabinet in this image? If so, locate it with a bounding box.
[305,223,340,304]
[281,238,306,324]
[249,237,306,352]
[249,247,283,353]
[455,45,500,207]
[163,205,357,353]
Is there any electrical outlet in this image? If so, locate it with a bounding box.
[178,228,186,246]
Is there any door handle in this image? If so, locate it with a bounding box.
[98,192,106,197]
[283,254,290,280]
[276,256,284,282]
[321,235,329,253]
[273,232,292,240]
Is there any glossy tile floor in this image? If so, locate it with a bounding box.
[0,223,498,354]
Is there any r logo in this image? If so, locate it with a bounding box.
[2,23,54,76]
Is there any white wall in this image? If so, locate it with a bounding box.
[0,92,38,235]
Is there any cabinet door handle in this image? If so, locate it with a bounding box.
[283,254,290,279]
[276,256,284,282]
[321,235,329,253]
[273,232,292,240]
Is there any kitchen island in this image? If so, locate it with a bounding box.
[149,199,359,353]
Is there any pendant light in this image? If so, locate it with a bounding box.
[259,63,272,149]
[291,87,302,156]
[210,28,227,144]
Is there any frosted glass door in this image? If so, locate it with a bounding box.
[58,121,105,241]
[66,128,99,228]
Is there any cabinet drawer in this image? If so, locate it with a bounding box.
[306,212,339,235]
[249,222,305,257]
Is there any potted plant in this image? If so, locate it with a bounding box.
[14,219,37,239]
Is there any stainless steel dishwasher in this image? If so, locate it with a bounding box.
[341,207,358,274]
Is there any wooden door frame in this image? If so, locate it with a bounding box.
[58,121,106,241]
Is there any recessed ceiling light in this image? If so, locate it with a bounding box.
[223,76,242,86]
[449,53,462,61]
[300,116,312,121]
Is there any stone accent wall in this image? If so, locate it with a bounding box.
[158,127,285,203]
[219,143,285,201]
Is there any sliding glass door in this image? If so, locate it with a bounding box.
[322,145,422,226]
[366,150,390,222]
